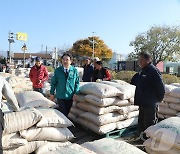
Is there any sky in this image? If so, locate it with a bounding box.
[1,0,180,57]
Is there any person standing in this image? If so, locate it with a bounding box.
[50,52,80,117]
[82,57,94,82]
[29,57,49,95]
[92,61,111,82]
[131,52,165,140]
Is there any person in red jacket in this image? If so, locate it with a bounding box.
[92,61,111,82]
[29,57,49,95]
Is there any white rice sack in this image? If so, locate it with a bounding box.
[158,113,166,119]
[118,105,139,115]
[77,117,116,134]
[169,87,180,99]
[35,141,71,154]
[159,106,178,116]
[3,108,42,135]
[171,83,180,87]
[111,80,130,85]
[0,76,20,111]
[159,102,170,108]
[82,138,146,154]
[129,97,134,104]
[100,81,135,100]
[68,113,78,122]
[20,127,74,142]
[41,143,96,154]
[16,91,55,108]
[165,84,177,95]
[70,106,85,117]
[84,94,130,107]
[163,95,180,104]
[127,110,139,119]
[76,94,86,103]
[144,117,180,150]
[80,112,126,126]
[144,138,180,154]
[76,102,121,115]
[80,82,123,98]
[2,133,27,150]
[3,141,46,154]
[36,108,73,128]
[1,101,14,113]
[169,103,180,112]
[6,76,24,88]
[116,117,138,129]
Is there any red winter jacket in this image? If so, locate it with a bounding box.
[29,65,49,88]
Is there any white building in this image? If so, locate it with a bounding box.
[109,52,124,69]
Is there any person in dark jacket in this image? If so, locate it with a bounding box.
[131,52,165,140]
[92,61,111,82]
[29,57,49,95]
[82,57,94,82]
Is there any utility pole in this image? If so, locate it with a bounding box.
[22,43,27,68]
[54,47,57,69]
[46,46,48,64]
[92,32,95,60]
[8,31,15,63]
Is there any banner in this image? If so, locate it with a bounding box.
[16,32,28,41]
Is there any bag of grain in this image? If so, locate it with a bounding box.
[20,127,74,142]
[76,102,121,115]
[2,133,27,150]
[100,81,136,100]
[36,108,73,128]
[3,108,42,135]
[84,94,130,107]
[40,143,96,154]
[35,141,71,154]
[82,138,146,154]
[80,82,123,98]
[16,91,55,108]
[116,117,138,129]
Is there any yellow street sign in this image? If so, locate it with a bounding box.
[16,32,28,41]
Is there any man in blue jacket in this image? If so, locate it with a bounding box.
[131,52,165,140]
[50,52,80,117]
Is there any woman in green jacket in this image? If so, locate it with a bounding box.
[50,52,80,116]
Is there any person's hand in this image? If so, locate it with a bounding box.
[73,94,77,102]
[50,95,55,101]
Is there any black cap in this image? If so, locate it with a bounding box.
[35,57,42,62]
[96,61,103,65]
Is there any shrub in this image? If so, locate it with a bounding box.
[46,66,54,72]
[111,71,136,83]
[162,74,180,84]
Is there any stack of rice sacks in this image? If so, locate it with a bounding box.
[158,83,180,119]
[69,80,139,134]
[2,91,74,154]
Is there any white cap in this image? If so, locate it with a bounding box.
[94,57,100,61]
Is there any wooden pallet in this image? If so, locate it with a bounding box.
[105,126,137,139]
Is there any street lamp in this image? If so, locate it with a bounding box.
[22,43,27,68]
[8,31,15,63]
[92,32,95,60]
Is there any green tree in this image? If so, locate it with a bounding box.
[70,36,113,60]
[128,26,180,66]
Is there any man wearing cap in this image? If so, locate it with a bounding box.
[29,57,49,95]
[92,61,111,82]
[82,57,94,82]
